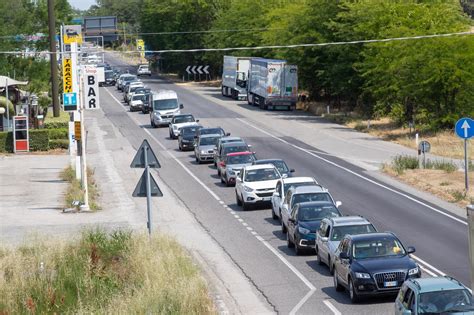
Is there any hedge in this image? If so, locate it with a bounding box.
[0,128,70,152]
[44,121,68,129]
[0,131,13,153]
[48,128,68,140]
[29,129,50,151]
[49,139,69,150]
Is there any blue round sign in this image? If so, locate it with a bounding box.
[455,118,474,139]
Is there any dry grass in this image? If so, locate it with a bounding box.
[0,230,216,314]
[383,166,474,207]
[60,166,100,210]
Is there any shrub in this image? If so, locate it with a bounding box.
[29,129,50,151]
[48,128,68,140]
[44,121,68,129]
[0,131,13,153]
[49,139,69,150]
[425,160,457,173]
[392,155,418,174]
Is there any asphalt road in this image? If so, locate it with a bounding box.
[100,54,469,314]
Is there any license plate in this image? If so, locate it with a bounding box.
[384,281,397,287]
[262,197,271,201]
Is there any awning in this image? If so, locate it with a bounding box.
[0,76,28,88]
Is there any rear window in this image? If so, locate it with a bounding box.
[292,193,331,206]
[224,145,248,154]
[227,154,255,164]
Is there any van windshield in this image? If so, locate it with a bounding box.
[153,99,178,110]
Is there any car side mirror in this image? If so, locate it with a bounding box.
[180,104,184,109]
[407,246,416,254]
[226,132,231,136]
[288,218,295,224]
[402,310,412,315]
[247,144,252,148]
[339,252,349,260]
[282,174,288,179]
[335,201,342,208]
[320,236,328,242]
[290,169,295,173]
[196,119,200,122]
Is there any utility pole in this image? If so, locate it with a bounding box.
[47,0,60,117]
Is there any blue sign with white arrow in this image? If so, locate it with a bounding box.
[455,117,474,139]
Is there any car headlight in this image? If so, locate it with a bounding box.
[355,272,371,279]
[243,185,253,192]
[227,170,235,175]
[408,267,419,276]
[298,227,310,235]
[200,150,207,154]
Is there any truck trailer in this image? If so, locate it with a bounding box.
[247,58,298,110]
[221,56,251,100]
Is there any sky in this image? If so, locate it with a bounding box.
[69,0,95,10]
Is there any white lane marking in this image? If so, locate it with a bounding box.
[104,87,327,313]
[290,289,316,315]
[411,254,446,276]
[236,117,467,227]
[323,300,342,315]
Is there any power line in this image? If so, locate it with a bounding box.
[0,31,471,55]
[124,28,284,36]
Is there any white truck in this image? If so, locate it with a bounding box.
[97,66,105,87]
[221,56,251,100]
[247,58,298,110]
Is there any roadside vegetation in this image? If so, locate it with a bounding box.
[0,229,216,314]
[383,155,473,207]
[60,166,100,211]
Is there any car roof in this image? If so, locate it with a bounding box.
[222,141,247,148]
[410,277,467,293]
[328,216,372,227]
[290,185,326,194]
[347,232,397,242]
[227,151,253,157]
[199,133,221,139]
[200,127,223,131]
[220,136,242,142]
[244,164,276,171]
[152,90,178,98]
[282,177,316,184]
[297,201,337,208]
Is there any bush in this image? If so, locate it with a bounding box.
[425,159,457,173]
[0,131,13,153]
[44,121,68,129]
[49,139,69,150]
[392,155,418,174]
[48,128,68,140]
[29,129,50,151]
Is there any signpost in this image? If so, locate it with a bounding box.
[418,140,431,169]
[455,117,474,191]
[185,65,210,81]
[62,58,73,93]
[131,139,162,235]
[82,66,100,109]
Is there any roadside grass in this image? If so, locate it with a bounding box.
[60,166,100,210]
[0,229,216,314]
[383,155,473,207]
[45,108,69,124]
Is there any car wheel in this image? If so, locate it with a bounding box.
[236,192,242,206]
[272,208,278,220]
[281,220,287,233]
[179,143,182,151]
[242,196,250,211]
[151,120,156,128]
[349,278,359,303]
[334,270,344,292]
[294,239,301,255]
[316,247,324,265]
[217,168,221,176]
[287,232,294,248]
[220,174,225,184]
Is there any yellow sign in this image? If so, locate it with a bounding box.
[137,39,145,58]
[74,121,81,141]
[62,58,73,93]
[63,25,82,44]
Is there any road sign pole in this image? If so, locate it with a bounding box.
[144,145,152,235]
[465,139,469,192]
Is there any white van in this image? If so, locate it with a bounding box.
[150,90,184,127]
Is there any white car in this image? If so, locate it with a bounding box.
[168,114,199,139]
[271,176,318,221]
[235,164,281,211]
[129,94,145,112]
[137,64,151,76]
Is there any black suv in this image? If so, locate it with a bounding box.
[333,232,420,303]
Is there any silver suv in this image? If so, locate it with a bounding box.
[315,216,377,274]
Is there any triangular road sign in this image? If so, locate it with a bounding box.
[132,169,163,197]
[130,139,161,168]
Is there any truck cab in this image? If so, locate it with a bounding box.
[150,90,184,127]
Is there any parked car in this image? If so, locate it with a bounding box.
[195,134,221,163]
[271,177,318,221]
[137,64,151,76]
[286,201,342,255]
[104,70,115,86]
[395,277,474,315]
[235,164,281,210]
[316,216,377,274]
[129,94,145,112]
[178,125,202,151]
[281,185,340,234]
[220,152,256,186]
[253,159,294,178]
[150,90,183,127]
[214,136,243,166]
[216,141,252,176]
[169,114,199,139]
[333,232,420,303]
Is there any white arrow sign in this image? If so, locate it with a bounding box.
[185,66,191,74]
[462,120,471,138]
[196,65,203,74]
[191,65,197,74]
[203,65,209,74]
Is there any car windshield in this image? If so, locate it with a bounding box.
[227,154,255,165]
[224,145,248,155]
[292,193,331,206]
[331,224,377,241]
[199,137,219,146]
[298,205,340,222]
[173,115,194,124]
[284,182,315,194]
[123,76,136,82]
[181,126,199,135]
[418,289,474,314]
[201,128,224,136]
[352,237,406,259]
[153,99,178,110]
[245,168,280,182]
[257,160,289,174]
[133,94,145,101]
